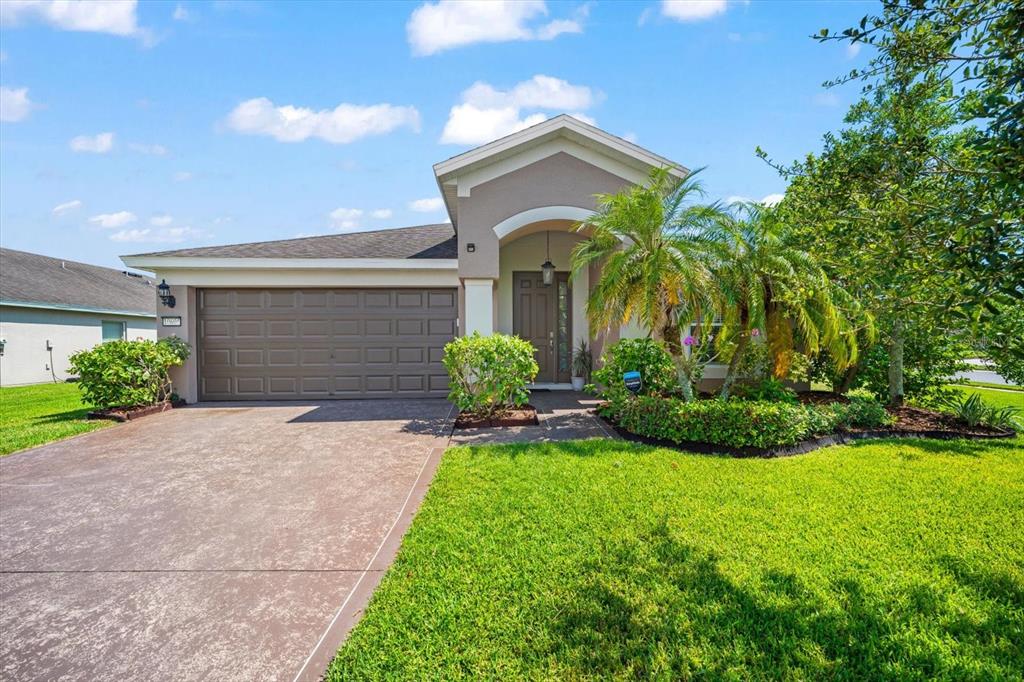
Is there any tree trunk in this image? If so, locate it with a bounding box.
[719,307,750,399]
[887,318,905,406]
[837,361,861,394]
[658,306,697,402]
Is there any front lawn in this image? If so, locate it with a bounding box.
[329,437,1024,680]
[0,382,107,456]
[952,385,1024,411]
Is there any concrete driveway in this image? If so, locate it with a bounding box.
[0,400,454,681]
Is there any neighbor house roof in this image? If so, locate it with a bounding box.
[0,248,156,317]
[124,223,457,260]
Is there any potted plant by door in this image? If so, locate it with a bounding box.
[571,340,592,392]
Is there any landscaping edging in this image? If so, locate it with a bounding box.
[454,405,539,429]
[602,417,1016,458]
[88,399,185,423]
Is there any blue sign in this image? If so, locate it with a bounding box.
[623,371,642,394]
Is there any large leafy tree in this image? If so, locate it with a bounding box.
[767,70,977,404]
[570,167,724,401]
[702,203,860,398]
[815,0,1024,364]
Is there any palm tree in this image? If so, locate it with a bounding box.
[570,167,726,401]
[701,202,861,397]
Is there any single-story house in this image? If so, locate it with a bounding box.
[122,115,727,402]
[0,248,157,386]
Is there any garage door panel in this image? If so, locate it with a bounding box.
[198,287,456,400]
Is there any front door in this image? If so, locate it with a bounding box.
[512,271,572,383]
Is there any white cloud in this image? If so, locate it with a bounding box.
[661,0,727,22]
[329,207,363,230]
[52,199,83,215]
[370,209,393,219]
[0,86,33,122]
[409,197,445,213]
[441,74,600,145]
[726,193,784,207]
[0,0,151,41]
[128,142,168,155]
[150,214,173,226]
[89,211,137,228]
[813,91,839,107]
[70,132,114,153]
[172,4,190,21]
[109,225,206,243]
[407,0,587,56]
[623,131,639,143]
[225,97,420,145]
[173,171,192,182]
[108,228,151,242]
[846,41,861,59]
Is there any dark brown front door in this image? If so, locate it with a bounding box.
[512,272,572,383]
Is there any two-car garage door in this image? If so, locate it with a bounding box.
[197,288,457,400]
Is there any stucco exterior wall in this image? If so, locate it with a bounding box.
[0,306,156,386]
[456,151,632,279]
[154,285,198,404]
[496,230,589,352]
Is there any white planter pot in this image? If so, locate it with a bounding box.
[571,376,585,391]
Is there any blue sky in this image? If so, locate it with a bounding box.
[0,0,872,269]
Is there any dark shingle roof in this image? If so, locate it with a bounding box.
[0,248,156,316]
[126,223,457,259]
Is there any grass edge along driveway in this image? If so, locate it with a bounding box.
[0,382,107,456]
[328,436,1024,680]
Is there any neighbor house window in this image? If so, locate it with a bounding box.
[101,321,126,342]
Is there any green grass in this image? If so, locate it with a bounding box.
[952,385,1024,411]
[963,380,1024,393]
[329,437,1024,680]
[0,382,109,456]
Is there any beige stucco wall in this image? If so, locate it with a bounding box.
[456,151,632,279]
[0,305,156,386]
[496,229,589,352]
[153,285,198,403]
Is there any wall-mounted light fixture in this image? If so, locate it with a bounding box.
[466,242,476,253]
[540,231,555,286]
[157,279,176,309]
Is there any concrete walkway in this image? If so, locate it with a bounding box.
[0,400,454,682]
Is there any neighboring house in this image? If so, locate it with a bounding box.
[0,248,157,386]
[123,115,724,402]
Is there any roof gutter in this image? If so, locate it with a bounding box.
[0,299,155,318]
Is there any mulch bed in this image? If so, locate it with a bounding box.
[601,401,1016,459]
[88,399,185,423]
[454,405,539,429]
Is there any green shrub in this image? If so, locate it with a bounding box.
[832,389,894,428]
[591,338,677,400]
[609,396,815,448]
[936,391,1021,431]
[442,333,538,417]
[68,337,190,408]
[732,378,798,404]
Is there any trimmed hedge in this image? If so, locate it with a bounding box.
[68,337,190,408]
[608,396,813,448]
[443,332,538,417]
[590,338,677,400]
[603,390,892,449]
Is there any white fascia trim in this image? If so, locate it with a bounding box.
[433,115,687,180]
[456,138,651,198]
[493,206,596,240]
[0,299,155,318]
[120,256,459,272]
